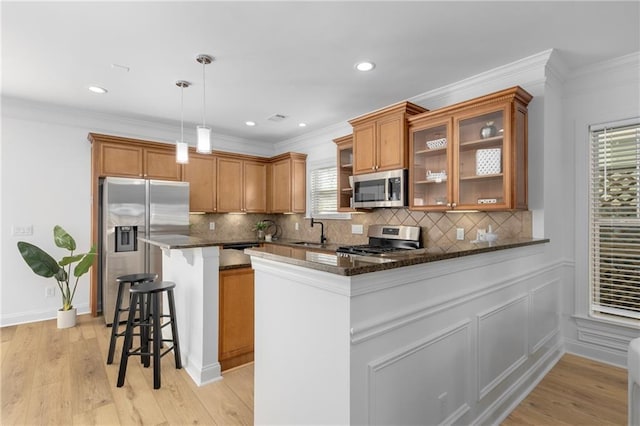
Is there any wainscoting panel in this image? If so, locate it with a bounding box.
[529,279,560,353]
[368,321,471,426]
[477,295,529,400]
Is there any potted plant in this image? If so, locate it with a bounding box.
[17,225,96,328]
[253,220,269,240]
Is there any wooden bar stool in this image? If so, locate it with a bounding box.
[117,281,182,389]
[107,273,157,365]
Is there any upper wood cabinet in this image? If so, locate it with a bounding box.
[217,156,267,213]
[333,134,356,212]
[183,152,216,212]
[270,153,307,213]
[409,86,532,211]
[349,101,427,175]
[90,134,182,181]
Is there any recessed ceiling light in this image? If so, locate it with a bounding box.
[245,121,256,126]
[355,61,375,72]
[298,123,307,127]
[88,86,108,94]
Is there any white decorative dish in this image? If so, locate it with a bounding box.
[426,170,447,183]
[476,148,501,175]
[426,137,447,150]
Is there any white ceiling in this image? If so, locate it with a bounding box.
[2,1,639,144]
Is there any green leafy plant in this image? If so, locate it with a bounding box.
[17,225,96,311]
[253,220,269,231]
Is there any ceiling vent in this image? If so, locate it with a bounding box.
[268,114,287,122]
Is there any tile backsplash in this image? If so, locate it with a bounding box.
[189,209,532,248]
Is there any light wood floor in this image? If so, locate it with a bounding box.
[1,315,629,425]
[503,352,628,425]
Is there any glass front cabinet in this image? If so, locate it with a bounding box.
[333,134,356,212]
[409,86,532,211]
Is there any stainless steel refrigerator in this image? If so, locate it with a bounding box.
[99,177,189,325]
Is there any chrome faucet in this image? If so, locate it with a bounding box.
[310,218,327,245]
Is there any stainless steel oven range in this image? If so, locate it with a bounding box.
[336,224,421,258]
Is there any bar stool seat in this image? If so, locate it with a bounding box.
[106,273,157,365]
[117,281,182,389]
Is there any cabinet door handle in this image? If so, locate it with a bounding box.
[447,203,451,208]
[452,203,457,208]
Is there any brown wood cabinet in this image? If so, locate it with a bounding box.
[216,156,267,213]
[183,152,216,212]
[91,134,182,181]
[349,101,427,175]
[270,153,306,213]
[408,86,532,211]
[88,132,307,316]
[333,134,356,212]
[219,267,254,371]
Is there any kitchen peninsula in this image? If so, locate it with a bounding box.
[246,237,555,425]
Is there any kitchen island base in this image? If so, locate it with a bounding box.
[160,245,222,386]
[250,243,560,424]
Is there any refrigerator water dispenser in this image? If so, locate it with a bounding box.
[115,226,137,252]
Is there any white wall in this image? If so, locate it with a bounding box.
[563,52,640,364]
[0,99,270,326]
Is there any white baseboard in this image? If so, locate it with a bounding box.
[0,303,90,327]
[564,337,628,368]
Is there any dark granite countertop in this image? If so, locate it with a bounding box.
[246,238,550,276]
[139,233,549,276]
[219,249,252,270]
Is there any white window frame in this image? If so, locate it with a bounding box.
[307,159,351,220]
[589,118,640,324]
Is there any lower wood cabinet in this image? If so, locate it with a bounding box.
[219,267,255,371]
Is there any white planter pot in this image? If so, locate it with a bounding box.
[57,307,77,329]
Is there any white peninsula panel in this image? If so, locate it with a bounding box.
[250,242,560,425]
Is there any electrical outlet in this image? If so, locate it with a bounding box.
[477,229,486,241]
[351,224,364,234]
[456,228,464,240]
[12,225,33,236]
[45,287,55,298]
[295,222,299,231]
[209,222,215,231]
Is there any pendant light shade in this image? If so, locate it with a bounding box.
[196,54,214,154]
[176,80,190,164]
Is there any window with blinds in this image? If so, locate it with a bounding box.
[589,120,640,322]
[310,166,338,216]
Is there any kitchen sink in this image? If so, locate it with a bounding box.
[292,241,325,248]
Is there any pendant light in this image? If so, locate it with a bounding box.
[196,54,214,154]
[175,80,190,164]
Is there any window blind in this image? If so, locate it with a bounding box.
[589,121,640,321]
[310,166,338,216]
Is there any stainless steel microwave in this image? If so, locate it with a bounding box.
[353,169,408,208]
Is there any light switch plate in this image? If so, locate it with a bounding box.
[456,228,465,240]
[12,225,33,236]
[209,222,215,230]
[351,224,364,234]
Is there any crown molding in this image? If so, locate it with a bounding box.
[569,50,640,80]
[409,49,553,109]
[1,96,271,156]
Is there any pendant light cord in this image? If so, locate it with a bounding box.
[180,84,185,142]
[202,60,206,127]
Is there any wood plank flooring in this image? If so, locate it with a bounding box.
[1,315,629,425]
[1,314,253,425]
[502,353,628,425]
